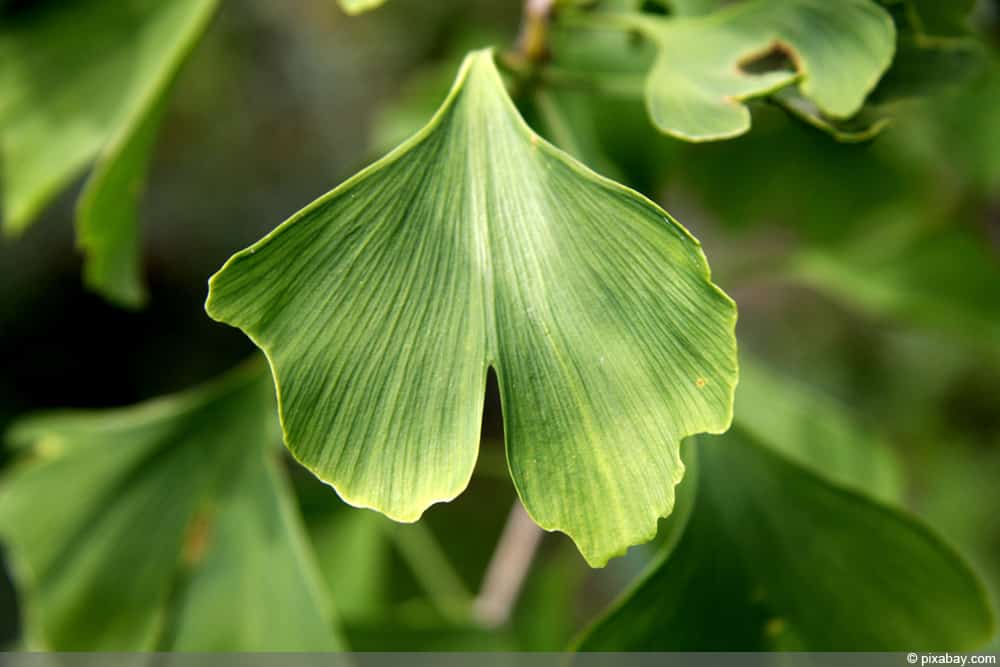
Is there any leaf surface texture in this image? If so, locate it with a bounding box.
[206,50,738,566]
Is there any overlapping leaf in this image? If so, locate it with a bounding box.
[612,0,895,141]
[0,362,342,650]
[206,49,738,567]
[576,431,995,651]
[0,0,217,306]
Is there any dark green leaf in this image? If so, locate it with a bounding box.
[576,431,995,650]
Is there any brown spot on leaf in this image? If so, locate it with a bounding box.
[182,509,213,566]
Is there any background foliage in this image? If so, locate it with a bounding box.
[0,0,998,652]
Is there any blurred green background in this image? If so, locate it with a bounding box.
[0,0,997,651]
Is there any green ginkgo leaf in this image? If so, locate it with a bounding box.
[0,362,343,650]
[205,49,738,567]
[0,0,217,306]
[576,432,996,651]
[616,0,896,140]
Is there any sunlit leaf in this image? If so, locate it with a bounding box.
[0,362,343,650]
[612,0,895,140]
[338,0,387,16]
[0,0,217,306]
[205,49,738,567]
[576,432,995,651]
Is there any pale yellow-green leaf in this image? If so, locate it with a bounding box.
[206,49,738,567]
[618,0,896,140]
[338,0,387,16]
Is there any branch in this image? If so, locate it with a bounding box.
[473,501,545,627]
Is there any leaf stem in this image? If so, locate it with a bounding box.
[387,522,473,625]
[473,500,545,627]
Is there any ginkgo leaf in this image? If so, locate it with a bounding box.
[0,362,343,650]
[338,0,387,16]
[205,49,738,567]
[614,0,896,140]
[576,432,996,651]
[0,0,217,306]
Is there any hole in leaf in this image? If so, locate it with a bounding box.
[738,41,798,76]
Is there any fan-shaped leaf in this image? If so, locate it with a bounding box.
[617,0,895,140]
[0,0,217,306]
[205,49,738,567]
[0,363,342,650]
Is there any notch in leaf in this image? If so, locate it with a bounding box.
[617,0,896,140]
[205,49,738,567]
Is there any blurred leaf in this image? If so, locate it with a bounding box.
[205,49,738,567]
[870,35,985,105]
[511,545,587,650]
[903,59,1000,193]
[74,93,168,308]
[0,0,217,305]
[577,431,995,651]
[790,216,1000,355]
[528,89,624,182]
[613,0,895,140]
[735,356,903,502]
[371,62,457,155]
[664,0,725,15]
[309,509,393,623]
[338,0,387,16]
[884,0,977,39]
[0,362,343,650]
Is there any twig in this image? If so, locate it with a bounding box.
[473,500,545,627]
[515,0,556,64]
